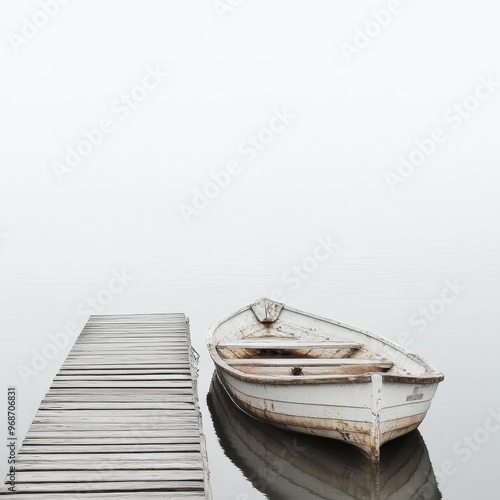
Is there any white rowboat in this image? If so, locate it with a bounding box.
[207,298,444,461]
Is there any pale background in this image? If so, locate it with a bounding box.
[1,1,500,499]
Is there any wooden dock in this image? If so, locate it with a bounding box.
[1,313,212,499]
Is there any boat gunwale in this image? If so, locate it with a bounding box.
[207,299,445,386]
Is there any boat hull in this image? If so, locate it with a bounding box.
[208,375,442,500]
[216,366,440,460]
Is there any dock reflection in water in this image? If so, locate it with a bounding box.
[208,375,442,500]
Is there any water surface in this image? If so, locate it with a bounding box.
[1,240,498,498]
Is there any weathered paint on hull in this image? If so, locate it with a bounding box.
[208,375,443,500]
[217,368,439,461]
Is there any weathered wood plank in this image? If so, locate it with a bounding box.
[0,493,205,499]
[61,358,191,365]
[79,332,188,336]
[27,424,201,432]
[19,443,202,453]
[1,480,204,493]
[22,436,200,444]
[41,395,195,402]
[68,354,188,361]
[226,357,393,367]
[24,430,202,439]
[77,327,184,331]
[54,367,191,373]
[63,358,190,362]
[16,450,202,460]
[40,398,194,404]
[65,355,190,358]
[43,388,192,393]
[39,401,195,406]
[33,410,198,419]
[75,342,188,346]
[58,365,191,370]
[53,375,192,382]
[68,348,188,352]
[56,370,192,376]
[50,381,193,388]
[9,470,204,482]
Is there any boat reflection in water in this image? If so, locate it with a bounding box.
[208,375,442,500]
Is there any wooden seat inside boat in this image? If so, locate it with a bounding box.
[217,340,361,351]
[226,358,392,368]
[226,357,393,376]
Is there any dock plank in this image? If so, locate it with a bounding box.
[10,470,205,481]
[1,494,205,499]
[2,480,204,493]
[0,493,204,500]
[19,444,201,453]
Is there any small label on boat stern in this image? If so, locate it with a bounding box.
[406,387,424,402]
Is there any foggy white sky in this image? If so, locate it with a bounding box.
[1,1,499,265]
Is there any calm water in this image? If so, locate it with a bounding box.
[1,241,499,499]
